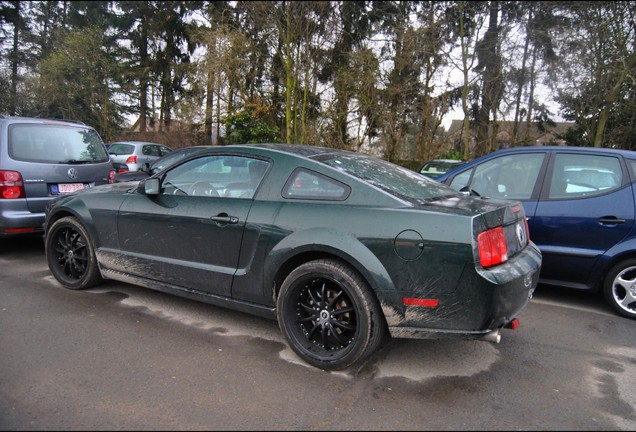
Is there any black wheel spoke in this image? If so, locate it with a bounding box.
[320,326,328,347]
[298,315,316,323]
[307,322,320,339]
[299,302,317,315]
[328,324,349,346]
[331,319,354,332]
[327,289,343,309]
[331,306,354,316]
[319,282,327,308]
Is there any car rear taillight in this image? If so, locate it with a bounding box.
[108,169,115,184]
[125,155,137,165]
[0,171,25,199]
[478,226,509,268]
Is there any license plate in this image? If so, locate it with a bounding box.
[58,183,85,193]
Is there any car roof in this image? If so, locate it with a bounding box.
[0,115,92,128]
[424,159,463,163]
[471,145,636,158]
[109,140,164,145]
[210,143,360,159]
[438,145,636,181]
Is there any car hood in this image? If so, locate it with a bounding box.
[114,171,149,183]
[71,181,140,196]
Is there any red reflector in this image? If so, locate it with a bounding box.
[478,226,508,267]
[507,318,520,330]
[5,227,36,233]
[403,298,439,307]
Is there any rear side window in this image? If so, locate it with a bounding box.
[9,124,109,163]
[548,153,622,199]
[143,145,160,156]
[282,168,351,200]
[108,143,134,155]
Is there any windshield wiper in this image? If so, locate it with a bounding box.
[60,159,94,164]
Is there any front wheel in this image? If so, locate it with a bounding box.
[276,259,388,370]
[46,216,103,290]
[603,259,636,320]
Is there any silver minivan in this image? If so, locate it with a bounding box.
[0,115,114,237]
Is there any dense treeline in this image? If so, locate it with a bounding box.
[0,1,634,162]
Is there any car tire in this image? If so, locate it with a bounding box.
[603,259,636,320]
[276,258,388,370]
[46,216,103,290]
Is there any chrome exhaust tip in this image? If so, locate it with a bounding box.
[480,329,501,343]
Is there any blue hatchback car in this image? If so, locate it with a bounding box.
[437,146,636,320]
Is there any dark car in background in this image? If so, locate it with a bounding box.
[114,146,211,183]
[44,143,540,370]
[0,115,114,237]
[108,141,173,172]
[437,146,636,320]
[418,159,464,179]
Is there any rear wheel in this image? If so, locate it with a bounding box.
[46,216,103,290]
[603,259,636,320]
[276,259,387,370]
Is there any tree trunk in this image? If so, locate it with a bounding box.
[9,0,20,115]
[474,1,500,157]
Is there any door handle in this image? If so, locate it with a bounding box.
[598,217,626,225]
[211,214,239,224]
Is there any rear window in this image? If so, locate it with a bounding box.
[314,153,459,203]
[108,143,135,155]
[9,123,109,163]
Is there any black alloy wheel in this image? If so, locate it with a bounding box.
[277,259,387,370]
[46,216,103,290]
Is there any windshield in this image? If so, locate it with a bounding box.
[420,160,461,176]
[314,153,460,203]
[9,124,109,163]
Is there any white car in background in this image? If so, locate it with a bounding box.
[108,141,173,172]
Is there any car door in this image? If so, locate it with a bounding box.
[446,151,548,233]
[533,151,635,287]
[116,153,269,297]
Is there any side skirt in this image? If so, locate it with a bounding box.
[100,268,277,320]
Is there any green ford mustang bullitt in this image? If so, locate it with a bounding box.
[44,143,541,371]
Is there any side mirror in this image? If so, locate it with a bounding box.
[459,186,480,197]
[138,178,160,196]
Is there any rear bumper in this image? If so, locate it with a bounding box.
[0,202,44,237]
[388,242,541,339]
